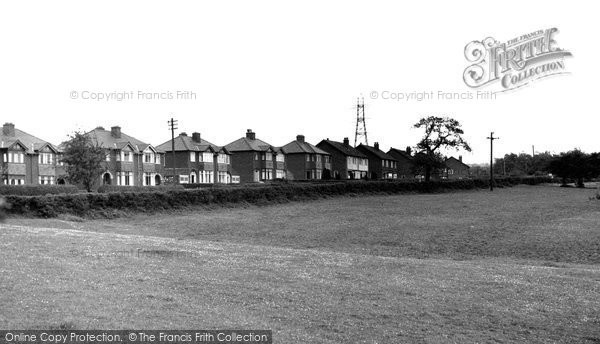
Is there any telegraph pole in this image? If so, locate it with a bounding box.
[487,132,499,191]
[167,117,178,184]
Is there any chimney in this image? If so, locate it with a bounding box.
[406,146,412,155]
[459,155,463,162]
[2,123,15,136]
[111,126,121,138]
[192,132,201,142]
[343,137,349,147]
[374,142,379,150]
[246,129,255,140]
[296,135,305,143]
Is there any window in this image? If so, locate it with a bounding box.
[202,152,213,162]
[276,153,284,162]
[39,176,55,185]
[144,173,152,186]
[117,172,134,186]
[121,151,133,162]
[38,153,54,165]
[106,153,111,162]
[254,153,259,160]
[218,171,229,184]
[144,153,154,163]
[263,152,272,161]
[316,155,321,162]
[179,175,189,184]
[154,154,161,164]
[306,154,310,162]
[276,169,285,179]
[190,152,196,162]
[7,152,24,163]
[217,153,229,164]
[261,169,273,180]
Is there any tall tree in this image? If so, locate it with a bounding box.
[61,131,105,192]
[413,116,471,181]
[548,149,597,188]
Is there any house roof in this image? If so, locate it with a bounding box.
[155,134,228,154]
[387,148,414,161]
[0,125,58,154]
[281,139,330,155]
[445,156,470,168]
[83,127,157,153]
[357,144,397,161]
[317,139,367,158]
[225,137,274,152]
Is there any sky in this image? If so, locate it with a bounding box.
[0,1,597,164]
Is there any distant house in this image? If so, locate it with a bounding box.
[281,135,331,180]
[387,147,415,179]
[356,142,398,179]
[81,126,165,187]
[443,156,470,179]
[224,129,286,183]
[0,122,63,185]
[156,132,234,184]
[316,137,368,179]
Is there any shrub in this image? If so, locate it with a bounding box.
[3,176,552,218]
[97,185,184,193]
[0,185,80,196]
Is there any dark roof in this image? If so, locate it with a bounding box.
[225,136,274,152]
[387,148,414,161]
[316,139,367,158]
[281,139,330,155]
[83,127,156,153]
[445,156,470,168]
[357,144,397,161]
[0,125,58,154]
[156,134,228,154]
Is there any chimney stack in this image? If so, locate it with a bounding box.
[192,132,201,142]
[111,126,121,138]
[374,142,379,150]
[246,129,256,140]
[459,155,463,162]
[296,135,305,143]
[2,123,15,136]
[343,137,349,147]
[406,146,412,155]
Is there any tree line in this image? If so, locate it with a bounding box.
[493,150,600,188]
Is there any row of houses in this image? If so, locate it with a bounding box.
[0,123,470,187]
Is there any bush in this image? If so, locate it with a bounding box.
[0,185,80,196]
[97,185,184,193]
[3,176,552,218]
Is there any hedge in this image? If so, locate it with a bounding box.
[97,185,185,193]
[2,176,552,218]
[0,184,80,196]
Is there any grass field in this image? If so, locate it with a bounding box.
[1,185,599,343]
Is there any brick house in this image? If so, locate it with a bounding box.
[224,129,286,183]
[156,132,234,184]
[387,147,416,179]
[443,156,470,179]
[82,126,165,187]
[281,135,331,180]
[356,142,398,179]
[0,123,63,185]
[316,138,368,179]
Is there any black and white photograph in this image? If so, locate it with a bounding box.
[1,1,599,343]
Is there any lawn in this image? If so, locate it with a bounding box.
[1,185,599,343]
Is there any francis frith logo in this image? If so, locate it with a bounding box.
[463,28,572,92]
